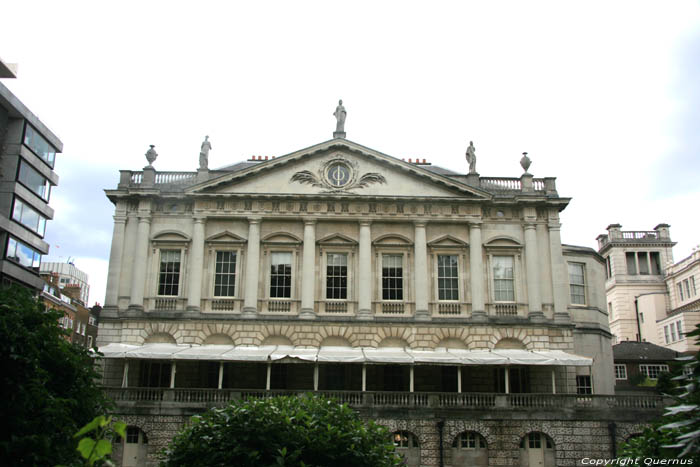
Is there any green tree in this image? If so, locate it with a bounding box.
[619,324,700,461]
[0,285,111,466]
[162,394,403,467]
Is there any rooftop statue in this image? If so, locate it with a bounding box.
[199,136,212,170]
[333,99,347,137]
[465,141,477,174]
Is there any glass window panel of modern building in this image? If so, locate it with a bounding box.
[158,250,181,296]
[12,197,47,236]
[214,251,237,297]
[326,253,348,299]
[568,262,586,305]
[437,254,459,301]
[382,254,403,300]
[6,236,41,270]
[270,252,292,298]
[23,123,57,168]
[492,256,514,302]
[17,160,51,201]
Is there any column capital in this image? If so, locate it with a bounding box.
[358,219,372,227]
[413,220,428,228]
[247,216,262,224]
[468,220,483,228]
[113,215,127,224]
[523,222,537,231]
[137,216,152,224]
[547,222,561,231]
[303,218,318,226]
[193,216,207,224]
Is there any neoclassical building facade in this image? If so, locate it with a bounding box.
[99,125,662,466]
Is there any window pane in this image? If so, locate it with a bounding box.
[18,161,51,201]
[158,250,181,296]
[638,252,649,275]
[6,236,41,270]
[270,252,292,298]
[382,254,403,300]
[493,256,514,301]
[214,251,237,297]
[626,252,637,275]
[326,253,348,299]
[437,255,459,301]
[24,124,57,167]
[568,263,585,305]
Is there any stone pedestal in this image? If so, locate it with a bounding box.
[333,131,346,139]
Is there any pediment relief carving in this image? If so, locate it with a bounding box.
[262,232,302,244]
[205,230,247,244]
[427,234,468,248]
[372,234,413,246]
[317,233,358,245]
[290,155,387,193]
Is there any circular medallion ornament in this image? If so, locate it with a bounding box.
[327,163,350,187]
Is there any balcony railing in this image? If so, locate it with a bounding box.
[104,387,668,411]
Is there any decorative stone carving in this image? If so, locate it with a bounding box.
[520,152,532,173]
[199,136,212,170]
[145,145,158,167]
[290,156,386,193]
[465,141,477,174]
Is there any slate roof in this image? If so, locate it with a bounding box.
[613,341,679,362]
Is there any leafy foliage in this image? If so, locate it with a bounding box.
[162,394,403,467]
[619,324,700,461]
[0,285,111,466]
[74,415,126,466]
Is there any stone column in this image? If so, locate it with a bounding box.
[413,221,430,321]
[357,221,373,320]
[187,217,206,311]
[104,213,127,310]
[243,217,261,318]
[548,221,571,323]
[468,222,486,321]
[118,214,138,300]
[524,223,544,321]
[128,215,152,311]
[300,219,317,319]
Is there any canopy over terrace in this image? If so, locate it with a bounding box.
[99,344,592,393]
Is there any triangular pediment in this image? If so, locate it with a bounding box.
[187,139,491,200]
[427,234,468,248]
[317,233,358,246]
[206,231,247,244]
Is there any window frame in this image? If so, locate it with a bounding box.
[490,254,517,303]
[5,235,41,270]
[614,364,627,380]
[212,249,240,298]
[435,253,461,302]
[576,375,592,395]
[568,261,587,305]
[379,252,406,301]
[157,249,183,297]
[11,195,48,237]
[639,364,669,380]
[22,122,57,168]
[17,159,52,202]
[267,249,296,300]
[324,251,350,300]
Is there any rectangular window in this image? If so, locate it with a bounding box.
[608,302,613,320]
[214,251,237,297]
[87,335,93,348]
[382,254,403,300]
[326,253,348,299]
[605,256,612,279]
[12,197,47,236]
[158,250,181,296]
[437,254,459,301]
[671,323,678,342]
[6,236,41,269]
[576,375,592,394]
[677,320,683,340]
[23,123,57,167]
[492,256,514,302]
[679,283,685,302]
[568,262,586,305]
[691,277,697,296]
[626,252,637,275]
[638,252,650,275]
[664,325,670,344]
[650,252,661,275]
[270,252,292,298]
[639,364,669,380]
[684,279,691,299]
[614,364,627,380]
[126,427,140,444]
[18,160,51,201]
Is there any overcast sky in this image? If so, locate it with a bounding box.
[2,1,699,305]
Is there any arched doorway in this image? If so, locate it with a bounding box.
[450,431,488,466]
[519,432,555,467]
[122,426,148,467]
[392,430,421,467]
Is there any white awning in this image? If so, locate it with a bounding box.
[96,344,591,366]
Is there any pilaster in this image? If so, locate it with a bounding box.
[128,214,152,311]
[469,222,486,321]
[300,219,317,320]
[414,221,430,321]
[187,217,206,311]
[357,220,373,320]
[242,217,261,318]
[524,222,544,322]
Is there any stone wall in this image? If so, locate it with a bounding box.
[109,410,650,467]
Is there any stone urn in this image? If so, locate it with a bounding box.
[145,145,158,167]
[520,152,531,173]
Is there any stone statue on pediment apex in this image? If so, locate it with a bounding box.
[199,136,212,170]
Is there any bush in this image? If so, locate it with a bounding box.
[162,394,402,467]
[0,285,111,466]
